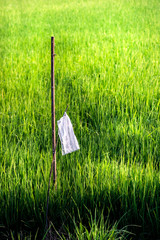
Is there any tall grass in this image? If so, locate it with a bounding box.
[0,0,160,239]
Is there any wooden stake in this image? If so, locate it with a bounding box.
[51,36,56,184]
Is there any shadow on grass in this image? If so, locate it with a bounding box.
[0,185,159,240]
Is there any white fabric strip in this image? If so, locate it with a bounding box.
[57,113,80,155]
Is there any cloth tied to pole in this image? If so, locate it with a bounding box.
[57,113,80,155]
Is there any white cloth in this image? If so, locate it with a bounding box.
[57,113,80,155]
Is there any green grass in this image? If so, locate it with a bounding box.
[0,0,160,239]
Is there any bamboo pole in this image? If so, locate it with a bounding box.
[51,36,56,184]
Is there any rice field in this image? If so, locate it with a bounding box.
[0,0,160,239]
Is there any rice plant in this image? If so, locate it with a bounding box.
[0,0,160,238]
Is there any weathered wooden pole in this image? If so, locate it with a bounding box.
[51,36,56,184]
